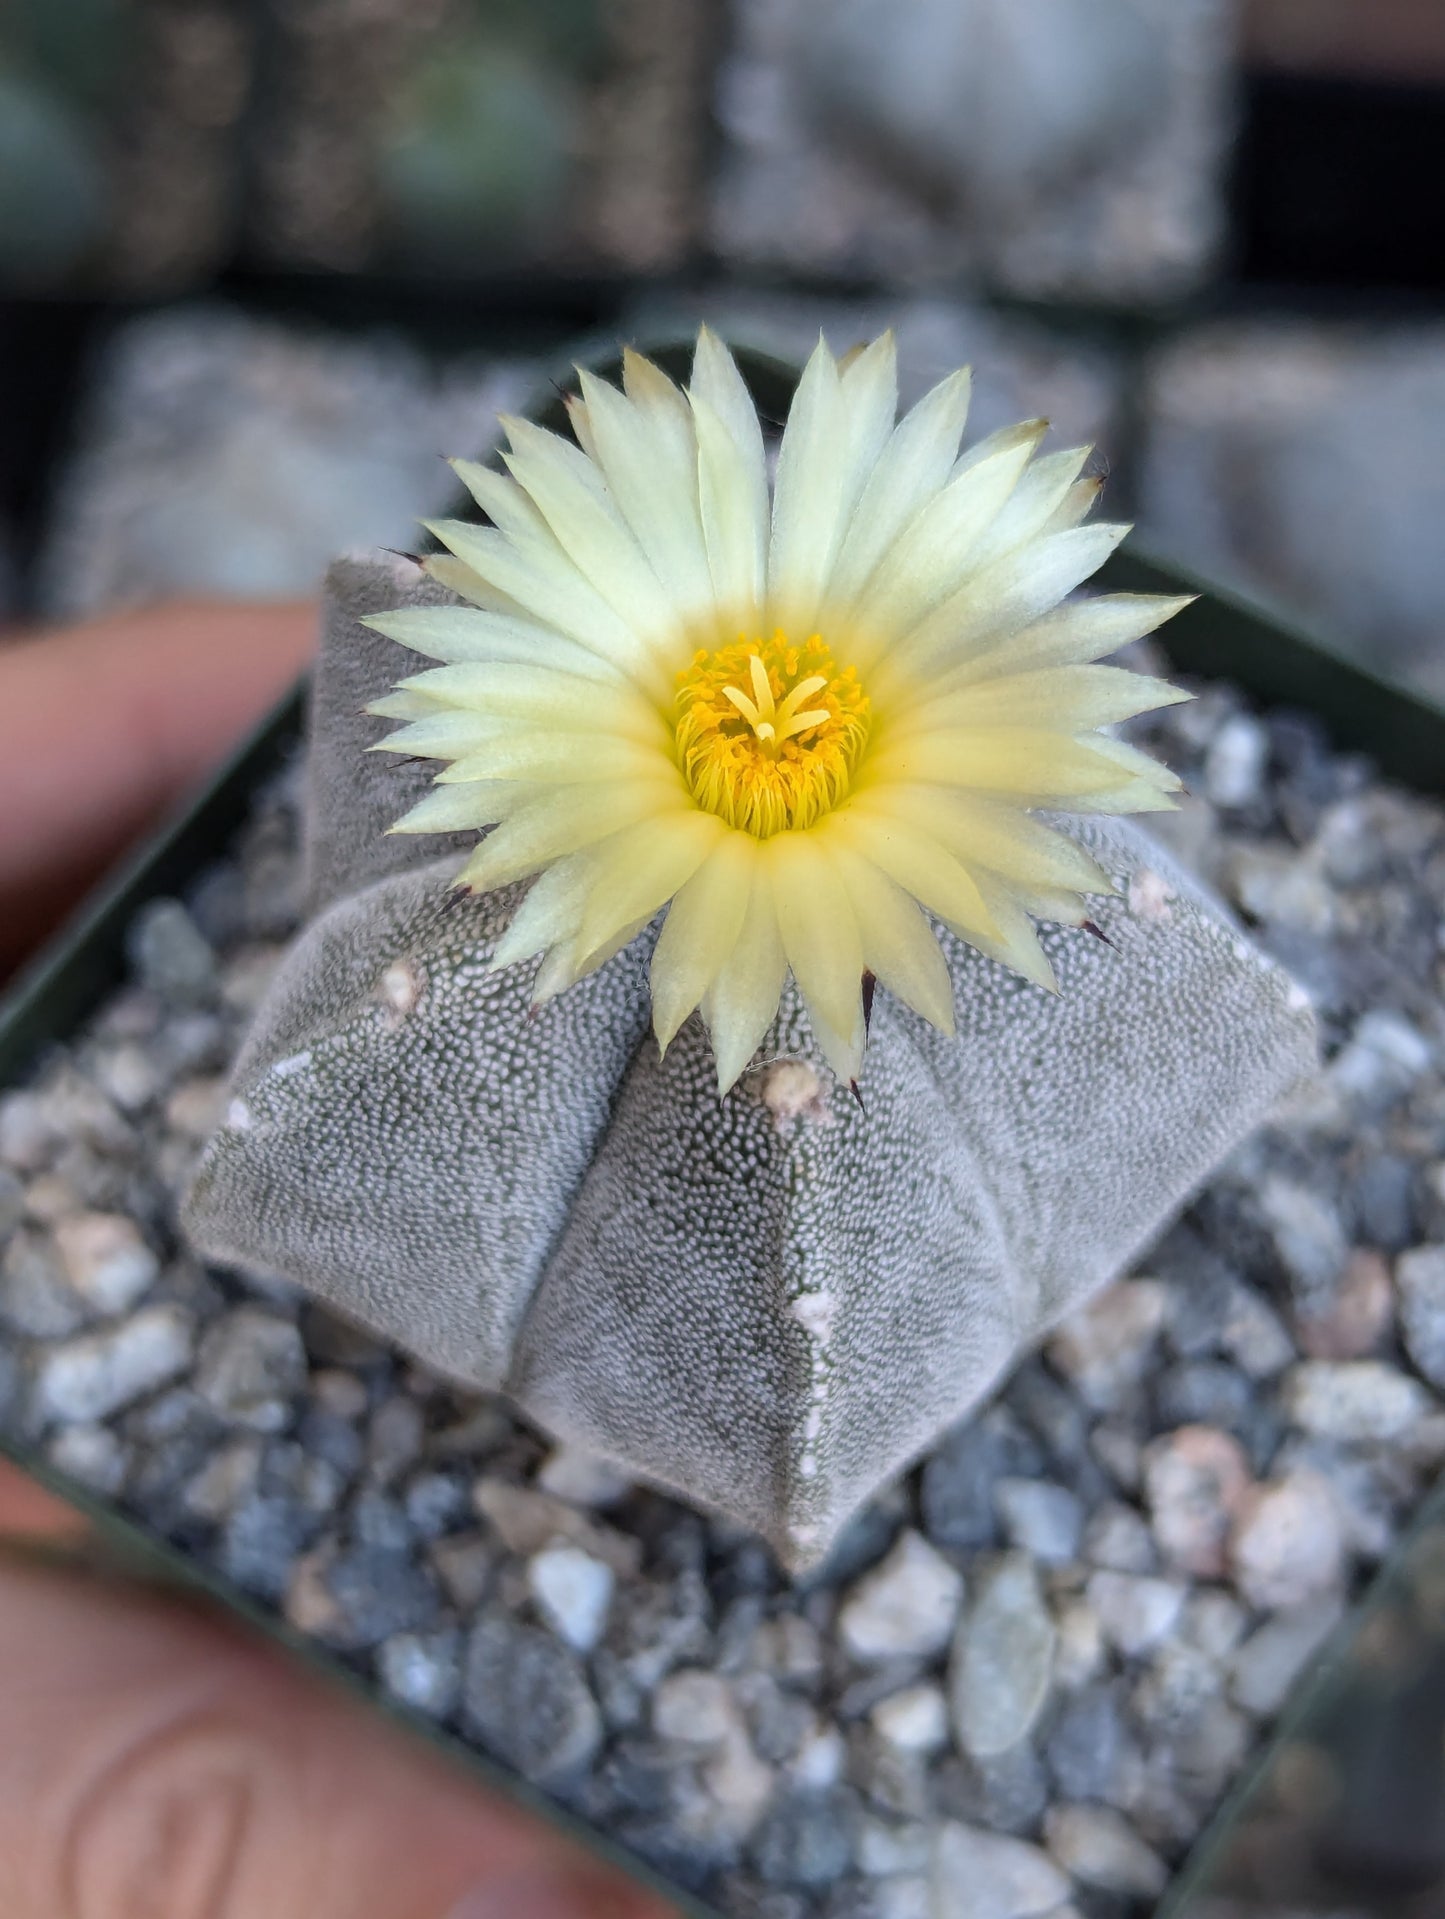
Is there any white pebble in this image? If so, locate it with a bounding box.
[1281,1361,1432,1442]
[653,1669,737,1748]
[1229,1470,1345,1612]
[870,1684,950,1755]
[526,1544,614,1653]
[1085,1570,1186,1658]
[839,1530,965,1663]
[932,1822,1071,1919]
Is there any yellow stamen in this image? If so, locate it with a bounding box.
[675,630,872,837]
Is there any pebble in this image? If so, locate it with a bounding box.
[838,1531,965,1664]
[1045,1280,1166,1410]
[1052,1601,1106,1691]
[0,1233,85,1338]
[1220,1284,1297,1380]
[527,1544,615,1653]
[1353,1154,1416,1252]
[1081,1501,1156,1574]
[655,1669,739,1748]
[1230,1596,1344,1715]
[920,1421,1011,1550]
[181,1436,263,1521]
[429,1532,494,1611]
[164,1077,228,1142]
[461,1613,602,1784]
[1203,713,1269,809]
[0,1091,57,1172]
[870,1684,950,1756]
[1295,1249,1394,1359]
[751,1793,855,1888]
[1257,1177,1349,1306]
[1085,1571,1186,1658]
[1330,1009,1434,1110]
[193,1308,308,1431]
[994,1479,1083,1565]
[935,1743,1049,1837]
[472,1477,641,1577]
[1280,1360,1432,1443]
[53,1213,159,1315]
[365,1395,425,1483]
[1229,1470,1346,1611]
[1395,1245,1445,1390]
[1044,1803,1169,1897]
[1045,1682,1131,1803]
[46,1421,129,1494]
[221,1491,318,1600]
[857,1816,930,1877]
[950,1554,1056,1759]
[33,1305,195,1424]
[930,1822,1069,1919]
[536,1443,634,1508]
[0,1167,23,1238]
[126,898,217,1003]
[1143,1425,1252,1577]
[377,1627,461,1717]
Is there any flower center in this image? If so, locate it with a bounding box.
[675,631,871,837]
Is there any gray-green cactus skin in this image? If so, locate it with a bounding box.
[184,551,1317,1569]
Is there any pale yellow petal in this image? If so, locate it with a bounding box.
[691,391,767,615]
[456,777,690,892]
[367,690,440,721]
[826,365,973,606]
[828,809,999,945]
[875,521,1131,695]
[531,913,654,1004]
[398,663,669,744]
[491,852,596,967]
[944,592,1195,685]
[848,424,1045,662]
[766,831,865,1073]
[577,364,713,614]
[362,606,619,680]
[905,664,1191,734]
[827,839,956,1034]
[573,809,726,965]
[770,332,901,632]
[966,446,1092,568]
[968,874,1060,992]
[863,726,1164,799]
[448,459,548,541]
[500,415,674,636]
[387,784,506,835]
[651,831,757,1052]
[424,518,667,694]
[435,731,664,786]
[857,786,1114,897]
[702,864,790,1094]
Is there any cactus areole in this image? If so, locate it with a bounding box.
[184,333,1317,1568]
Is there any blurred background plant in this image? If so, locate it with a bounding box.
[2,0,1444,693]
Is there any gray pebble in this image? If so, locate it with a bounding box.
[461,1613,602,1784]
[1044,1802,1168,1897]
[0,1166,24,1237]
[1395,1245,1445,1391]
[378,1627,461,1717]
[321,1544,441,1648]
[194,1307,308,1431]
[34,1304,194,1423]
[366,1394,426,1483]
[220,1491,321,1600]
[127,898,217,1004]
[403,1469,468,1539]
[1230,1596,1343,1716]
[752,1792,855,1888]
[950,1554,1056,1760]
[1081,1501,1156,1574]
[0,1232,85,1339]
[1353,1154,1416,1252]
[1045,1682,1131,1802]
[995,1479,1083,1565]
[933,1742,1050,1837]
[921,1417,1030,1551]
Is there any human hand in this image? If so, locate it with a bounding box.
[0,602,676,1918]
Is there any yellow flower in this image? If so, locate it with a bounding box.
[366,329,1190,1091]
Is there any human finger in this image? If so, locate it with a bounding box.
[0,1545,675,1919]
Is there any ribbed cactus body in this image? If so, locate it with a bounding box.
[184,553,1316,1567]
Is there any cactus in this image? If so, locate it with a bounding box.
[188,334,1316,1565]
[185,545,1315,1569]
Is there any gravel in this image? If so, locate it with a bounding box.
[3,678,1445,1916]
